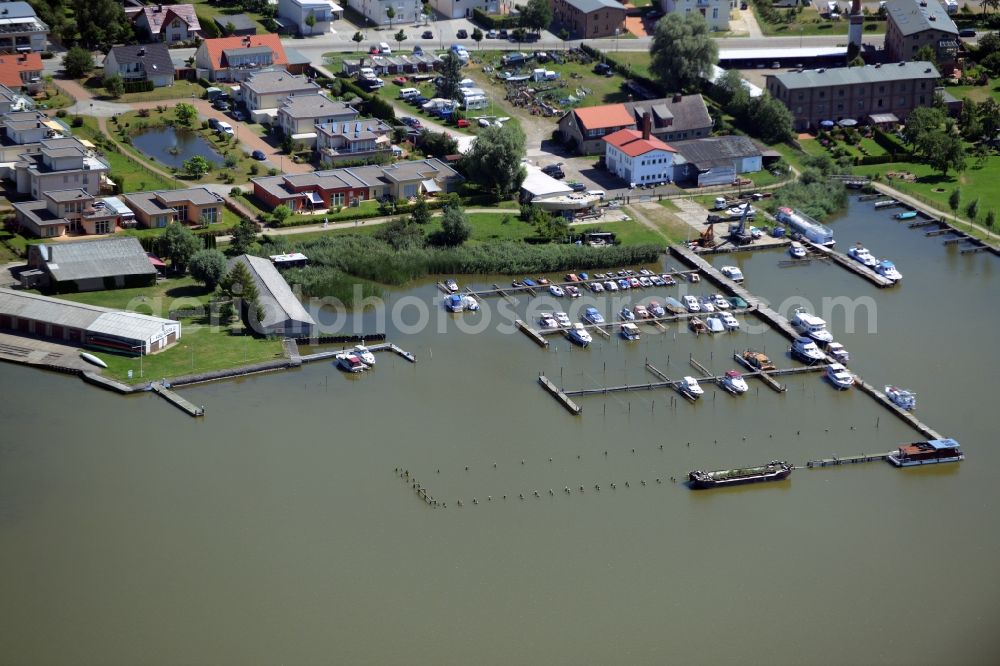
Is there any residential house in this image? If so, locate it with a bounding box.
[24,237,158,293]
[428,0,513,19]
[885,0,959,71]
[661,0,730,32]
[12,189,133,237]
[195,34,292,82]
[344,0,419,27]
[551,0,625,40]
[241,69,321,120]
[1,111,65,145]
[603,117,677,187]
[122,187,226,228]
[0,2,49,53]
[213,13,258,36]
[558,94,712,154]
[229,254,315,337]
[277,0,341,36]
[670,135,762,186]
[0,52,42,92]
[104,44,175,89]
[278,96,358,138]
[133,4,202,44]
[315,118,392,163]
[252,158,463,211]
[765,61,940,131]
[13,138,110,198]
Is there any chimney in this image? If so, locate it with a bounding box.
[641,112,651,141]
[672,93,682,103]
[137,47,145,56]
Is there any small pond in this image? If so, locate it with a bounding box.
[131,126,224,170]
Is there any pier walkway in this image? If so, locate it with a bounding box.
[802,241,895,288]
[804,451,895,468]
[298,342,417,364]
[151,381,205,417]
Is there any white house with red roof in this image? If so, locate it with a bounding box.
[603,115,676,187]
[134,4,202,44]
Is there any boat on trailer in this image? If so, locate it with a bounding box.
[688,461,792,489]
[888,439,963,467]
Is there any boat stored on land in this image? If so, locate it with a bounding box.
[887,439,963,467]
[80,351,108,368]
[885,385,917,410]
[688,461,792,489]
[533,193,601,211]
[775,207,835,246]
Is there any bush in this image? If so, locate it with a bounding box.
[71,116,84,128]
[472,8,521,29]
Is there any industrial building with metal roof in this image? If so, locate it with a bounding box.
[230,254,315,337]
[25,236,157,293]
[0,288,181,354]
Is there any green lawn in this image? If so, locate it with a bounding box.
[190,0,271,36]
[72,117,178,193]
[752,5,853,37]
[607,52,653,80]
[94,324,286,382]
[55,276,215,311]
[36,83,73,110]
[944,83,1000,104]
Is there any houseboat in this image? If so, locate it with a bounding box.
[885,385,917,410]
[688,461,792,489]
[775,207,835,246]
[887,439,964,467]
[791,308,834,343]
[741,348,775,371]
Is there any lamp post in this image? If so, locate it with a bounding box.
[615,28,620,53]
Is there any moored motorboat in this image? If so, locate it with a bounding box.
[789,241,806,258]
[688,461,792,489]
[663,297,685,314]
[791,308,833,343]
[727,296,748,309]
[887,439,963,467]
[445,279,459,293]
[567,323,592,347]
[565,285,582,298]
[353,344,376,365]
[791,337,826,363]
[895,210,917,220]
[826,362,854,389]
[555,311,571,327]
[462,295,480,311]
[680,376,704,399]
[698,297,715,313]
[826,342,849,363]
[336,353,368,373]
[885,385,917,410]
[705,314,725,333]
[711,294,730,310]
[538,313,559,329]
[689,317,707,335]
[876,259,902,282]
[847,244,878,268]
[721,370,749,394]
[686,272,701,283]
[721,312,740,331]
[444,294,465,312]
[633,304,650,319]
[720,265,744,283]
[583,307,604,325]
[620,322,641,341]
[619,306,635,321]
[683,295,701,312]
[660,274,677,286]
[648,301,665,317]
[549,284,565,297]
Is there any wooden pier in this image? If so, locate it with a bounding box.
[908,218,938,229]
[853,378,942,441]
[533,307,753,337]
[465,270,696,300]
[538,375,582,415]
[515,319,549,347]
[298,342,417,364]
[151,381,204,417]
[805,451,894,468]
[873,199,899,209]
[802,240,895,288]
[733,353,787,392]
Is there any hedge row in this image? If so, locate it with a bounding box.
[270,199,449,228]
[472,8,521,30]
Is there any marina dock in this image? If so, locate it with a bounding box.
[804,452,895,468]
[532,308,754,337]
[853,378,942,441]
[464,270,697,300]
[298,342,417,364]
[151,381,205,417]
[801,241,895,288]
[515,319,549,347]
[537,374,582,415]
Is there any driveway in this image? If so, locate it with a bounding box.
[54,78,132,117]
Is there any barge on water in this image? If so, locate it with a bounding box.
[688,461,792,489]
[888,439,964,467]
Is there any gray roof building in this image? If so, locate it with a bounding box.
[30,237,157,284]
[105,43,174,78]
[242,69,319,97]
[670,135,762,170]
[885,0,957,37]
[213,13,257,35]
[279,96,355,119]
[771,61,940,89]
[623,95,714,138]
[231,254,315,336]
[562,0,622,12]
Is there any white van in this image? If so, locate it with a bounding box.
[216,121,234,136]
[359,67,376,81]
[398,87,419,99]
[587,190,606,199]
[378,42,391,54]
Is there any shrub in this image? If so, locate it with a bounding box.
[55,109,67,118]
[71,116,84,128]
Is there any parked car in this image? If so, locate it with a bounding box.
[456,29,468,38]
[252,150,266,161]
[213,99,229,111]
[413,45,423,54]
[569,182,587,192]
[499,29,508,39]
[456,118,469,128]
[378,42,392,54]
[209,118,222,131]
[369,45,379,54]
[959,28,976,37]
[392,76,408,85]
[230,110,245,122]
[487,29,497,39]
[422,30,433,39]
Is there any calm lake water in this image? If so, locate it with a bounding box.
[131,126,224,170]
[1,198,997,665]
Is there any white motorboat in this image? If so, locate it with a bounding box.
[721,370,749,394]
[539,313,559,329]
[633,304,650,319]
[79,351,107,368]
[444,294,465,312]
[791,337,826,363]
[462,295,480,311]
[826,342,849,363]
[698,297,715,313]
[847,245,878,268]
[549,284,565,297]
[648,301,665,317]
[444,279,459,293]
[720,266,744,283]
[885,385,916,410]
[533,193,601,211]
[791,308,833,343]
[590,282,604,293]
[619,306,635,321]
[683,295,701,312]
[337,353,368,373]
[680,376,704,399]
[712,294,730,310]
[567,323,592,347]
[876,259,902,282]
[789,241,807,258]
[826,363,854,389]
[620,322,641,341]
[705,314,725,333]
[727,204,755,217]
[566,285,582,298]
[604,280,619,292]
[555,311,571,327]
[583,307,604,325]
[721,312,740,331]
[353,344,376,366]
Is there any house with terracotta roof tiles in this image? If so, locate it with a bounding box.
[133,4,202,44]
[603,116,677,187]
[0,52,42,93]
[195,34,297,82]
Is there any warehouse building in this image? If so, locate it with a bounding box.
[230,254,315,337]
[24,237,157,293]
[0,288,181,355]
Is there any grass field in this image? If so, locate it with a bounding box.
[56,276,214,311]
[83,78,205,103]
[944,83,1000,104]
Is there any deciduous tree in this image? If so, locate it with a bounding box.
[175,102,197,125]
[183,155,211,179]
[71,0,132,49]
[461,123,527,199]
[650,12,718,92]
[229,218,258,255]
[158,222,201,273]
[189,249,228,289]
[63,46,94,79]
[521,0,553,33]
[103,73,124,98]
